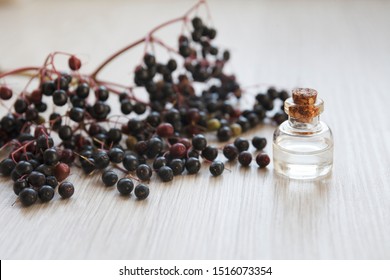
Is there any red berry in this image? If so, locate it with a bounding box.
[0,86,12,100]
[256,153,270,168]
[68,55,81,71]
[54,163,70,182]
[156,123,174,138]
[169,143,187,158]
[178,138,191,149]
[29,89,42,104]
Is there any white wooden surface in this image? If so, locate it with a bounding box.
[0,0,389,259]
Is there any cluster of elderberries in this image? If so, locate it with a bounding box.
[0,0,289,207]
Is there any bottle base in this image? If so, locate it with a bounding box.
[274,162,332,180]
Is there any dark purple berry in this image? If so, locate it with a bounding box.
[217,126,232,142]
[108,147,124,164]
[93,151,110,169]
[81,158,96,174]
[209,160,224,176]
[27,171,46,188]
[185,157,201,174]
[123,155,139,172]
[223,144,239,161]
[107,128,122,144]
[252,136,267,150]
[256,153,270,168]
[238,151,252,167]
[76,83,90,99]
[0,158,16,176]
[121,100,133,115]
[13,179,28,195]
[35,164,54,177]
[153,156,167,170]
[15,161,33,175]
[43,148,59,166]
[158,166,173,182]
[134,184,149,200]
[201,146,218,161]
[169,159,185,176]
[69,107,85,122]
[19,188,38,206]
[117,178,134,195]
[53,90,68,106]
[59,125,72,141]
[234,137,250,152]
[102,170,118,187]
[192,134,207,150]
[58,181,74,199]
[136,164,153,181]
[95,86,109,101]
[143,53,156,68]
[45,176,58,189]
[38,185,55,202]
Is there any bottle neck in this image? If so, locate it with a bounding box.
[288,115,320,130]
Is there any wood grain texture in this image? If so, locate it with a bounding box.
[0,0,389,259]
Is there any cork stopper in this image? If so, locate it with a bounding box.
[284,88,324,123]
[292,88,317,105]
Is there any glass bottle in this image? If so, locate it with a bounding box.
[273,88,333,179]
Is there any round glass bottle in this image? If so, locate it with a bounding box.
[273,88,333,179]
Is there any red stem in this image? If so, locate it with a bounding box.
[0,67,42,79]
[90,37,145,80]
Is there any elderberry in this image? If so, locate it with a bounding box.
[43,148,59,166]
[192,134,207,150]
[234,137,250,152]
[45,176,58,189]
[209,161,224,176]
[38,185,55,202]
[123,155,139,172]
[102,170,118,187]
[136,164,153,181]
[0,159,16,176]
[117,178,134,195]
[27,171,46,188]
[238,151,252,167]
[19,188,38,206]
[185,157,201,174]
[158,166,174,182]
[69,107,85,122]
[93,151,110,169]
[134,184,149,200]
[58,181,74,199]
[108,147,124,164]
[15,161,33,175]
[256,153,270,168]
[169,159,185,176]
[52,90,68,106]
[252,136,267,150]
[201,146,218,161]
[76,83,90,99]
[223,144,239,161]
[13,179,28,195]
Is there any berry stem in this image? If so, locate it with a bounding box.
[90,37,145,80]
[0,67,42,79]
